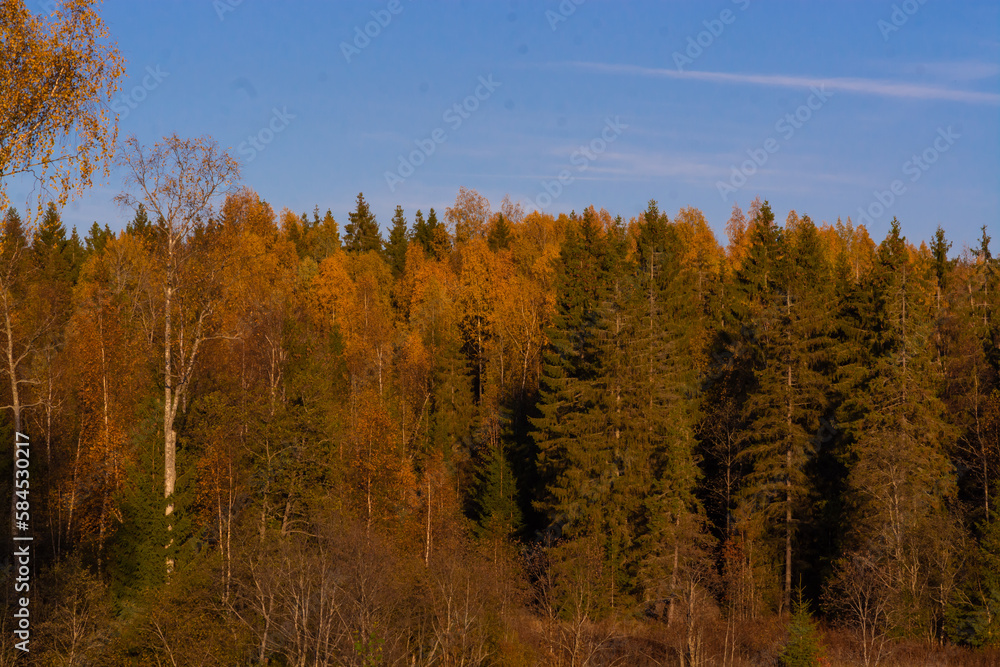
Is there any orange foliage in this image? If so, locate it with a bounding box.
[348,389,406,531]
[446,186,492,244]
[0,0,125,218]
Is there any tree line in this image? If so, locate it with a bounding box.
[1,146,998,664]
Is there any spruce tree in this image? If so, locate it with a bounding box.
[487,212,513,252]
[84,222,114,255]
[532,212,607,523]
[532,208,635,608]
[839,218,957,637]
[126,202,157,245]
[427,208,450,259]
[1,209,28,290]
[722,200,788,612]
[412,209,432,256]
[67,228,84,274]
[473,433,525,542]
[630,200,710,614]
[930,225,952,293]
[32,202,78,283]
[431,331,477,467]
[412,208,450,260]
[974,225,998,372]
[385,205,409,277]
[780,595,825,666]
[298,208,341,261]
[344,192,383,253]
[718,203,835,614]
[33,202,67,253]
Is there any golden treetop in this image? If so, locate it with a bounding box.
[0,0,125,220]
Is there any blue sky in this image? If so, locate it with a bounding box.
[16,0,1000,251]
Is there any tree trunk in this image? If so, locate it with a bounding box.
[4,302,22,435]
[4,301,22,533]
[425,476,432,567]
[164,277,176,573]
[784,291,793,615]
[785,363,793,615]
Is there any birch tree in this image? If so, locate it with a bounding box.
[0,0,124,218]
[115,134,239,572]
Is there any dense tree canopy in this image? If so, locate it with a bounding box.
[1,180,997,665]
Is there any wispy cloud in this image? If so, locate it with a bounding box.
[556,61,1000,105]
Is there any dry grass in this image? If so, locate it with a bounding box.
[506,613,1000,667]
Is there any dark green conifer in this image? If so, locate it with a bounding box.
[385,205,409,277]
[344,192,383,253]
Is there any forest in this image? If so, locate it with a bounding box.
[0,168,998,665]
[2,1,999,665]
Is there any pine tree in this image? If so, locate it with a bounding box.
[344,192,383,253]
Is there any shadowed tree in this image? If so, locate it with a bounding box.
[836,218,958,639]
